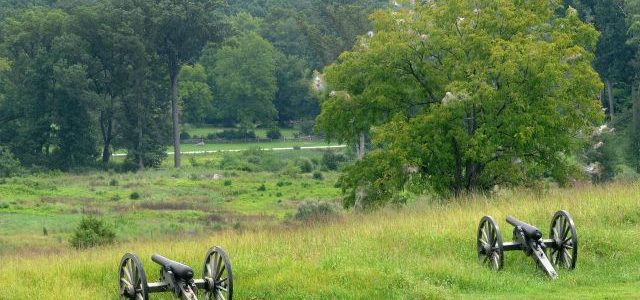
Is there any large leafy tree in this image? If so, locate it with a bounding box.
[319,0,604,207]
[179,64,214,124]
[212,32,278,127]
[0,8,98,169]
[144,0,225,168]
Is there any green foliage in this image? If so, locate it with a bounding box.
[215,129,257,140]
[321,1,604,206]
[213,32,278,126]
[129,192,140,200]
[0,146,21,178]
[179,64,214,124]
[322,151,347,171]
[69,216,115,249]
[266,127,282,139]
[294,201,339,221]
[0,8,98,169]
[312,171,324,181]
[298,158,314,173]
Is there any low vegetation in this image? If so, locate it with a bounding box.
[0,183,638,298]
[0,150,343,254]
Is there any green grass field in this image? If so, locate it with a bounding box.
[182,125,300,139]
[111,140,343,157]
[0,150,343,254]
[0,182,638,299]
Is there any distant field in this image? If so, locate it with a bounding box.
[0,183,638,298]
[112,139,343,157]
[182,125,300,139]
[0,150,343,254]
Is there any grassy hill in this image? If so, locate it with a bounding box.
[1,183,638,299]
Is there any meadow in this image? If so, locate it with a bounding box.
[0,178,639,299]
[0,149,343,255]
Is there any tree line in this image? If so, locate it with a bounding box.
[0,0,386,171]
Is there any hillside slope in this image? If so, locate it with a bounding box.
[0,183,639,299]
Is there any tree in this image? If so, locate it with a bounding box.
[145,0,225,168]
[274,54,317,124]
[213,32,278,127]
[179,64,214,124]
[0,8,98,169]
[320,0,604,207]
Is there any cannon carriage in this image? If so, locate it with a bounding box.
[118,246,232,300]
[476,210,578,279]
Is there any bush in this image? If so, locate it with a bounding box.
[129,192,140,200]
[257,183,267,191]
[299,120,315,136]
[322,151,347,171]
[312,171,324,181]
[216,129,256,140]
[295,201,339,221]
[298,158,314,173]
[109,179,119,186]
[180,131,191,140]
[266,127,282,139]
[224,180,232,186]
[0,146,22,178]
[69,216,116,249]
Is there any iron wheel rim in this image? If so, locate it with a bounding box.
[118,253,149,300]
[549,210,578,270]
[202,246,233,300]
[477,216,504,271]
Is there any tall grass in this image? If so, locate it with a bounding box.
[0,183,639,299]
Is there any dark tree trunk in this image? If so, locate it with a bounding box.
[99,109,113,167]
[170,65,181,168]
[606,78,614,120]
[138,109,144,171]
[451,136,463,197]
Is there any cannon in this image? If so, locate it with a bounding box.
[476,210,578,279]
[118,246,233,300]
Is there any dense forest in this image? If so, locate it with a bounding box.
[0,0,387,170]
[0,0,639,204]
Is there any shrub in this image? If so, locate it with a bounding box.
[0,146,22,178]
[299,120,315,136]
[295,201,339,221]
[206,133,217,140]
[109,179,119,186]
[180,131,191,140]
[313,171,324,181]
[224,180,232,186]
[217,129,256,140]
[322,151,347,171]
[189,156,200,167]
[0,202,9,209]
[129,192,140,200]
[298,159,314,173]
[69,216,116,249]
[257,183,267,191]
[266,127,282,139]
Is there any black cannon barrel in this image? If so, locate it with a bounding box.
[506,216,542,240]
[151,254,195,280]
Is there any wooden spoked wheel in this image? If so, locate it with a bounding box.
[119,253,149,300]
[202,246,233,300]
[477,216,504,271]
[549,210,578,269]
